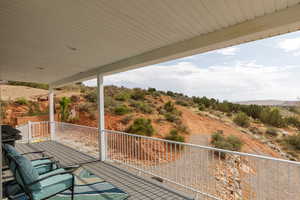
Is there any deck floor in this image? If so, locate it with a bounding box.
[16,141,194,200]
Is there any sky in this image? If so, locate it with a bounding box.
[84,31,300,102]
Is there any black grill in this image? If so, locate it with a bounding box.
[2,125,22,166]
[1,125,22,146]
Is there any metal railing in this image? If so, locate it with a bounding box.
[54,122,99,158]
[17,121,300,200]
[16,123,29,143]
[16,121,51,143]
[105,129,300,200]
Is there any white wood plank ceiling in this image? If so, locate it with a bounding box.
[1,0,300,86]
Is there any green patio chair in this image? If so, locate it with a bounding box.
[3,144,58,175]
[8,154,75,200]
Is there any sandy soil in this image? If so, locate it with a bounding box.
[177,106,280,157]
[0,85,81,101]
[0,85,48,101]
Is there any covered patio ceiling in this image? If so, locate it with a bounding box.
[1,0,300,87]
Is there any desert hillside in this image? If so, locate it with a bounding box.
[1,83,300,161]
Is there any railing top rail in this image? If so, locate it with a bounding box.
[28,121,300,166]
[56,121,98,130]
[30,121,49,125]
[104,129,300,166]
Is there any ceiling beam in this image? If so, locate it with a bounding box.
[51,4,300,87]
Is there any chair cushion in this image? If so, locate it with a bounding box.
[39,168,65,179]
[32,170,73,200]
[31,159,57,175]
[14,155,42,191]
[3,144,21,158]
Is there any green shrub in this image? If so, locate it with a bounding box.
[192,96,217,108]
[126,118,154,136]
[286,116,300,128]
[165,130,185,143]
[70,95,80,103]
[284,134,300,150]
[166,91,175,97]
[115,92,131,101]
[217,102,230,113]
[131,88,146,100]
[148,88,156,93]
[84,91,97,103]
[8,81,49,90]
[175,100,189,107]
[130,101,153,114]
[211,131,243,152]
[120,115,133,125]
[27,101,48,116]
[164,113,179,122]
[164,101,176,113]
[233,112,250,127]
[0,100,7,119]
[249,127,262,135]
[242,104,263,119]
[15,97,29,105]
[104,96,117,109]
[198,104,205,111]
[176,124,189,134]
[59,97,71,122]
[79,103,96,113]
[265,128,278,137]
[114,105,131,115]
[259,108,286,127]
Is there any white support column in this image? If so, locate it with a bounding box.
[0,116,2,200]
[0,83,3,200]
[97,74,106,161]
[49,87,55,141]
[28,121,32,143]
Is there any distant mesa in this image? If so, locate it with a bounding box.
[236,100,299,107]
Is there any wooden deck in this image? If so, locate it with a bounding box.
[16,141,194,200]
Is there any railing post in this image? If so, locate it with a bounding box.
[28,121,32,143]
[97,74,106,161]
[49,87,56,141]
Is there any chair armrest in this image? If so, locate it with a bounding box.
[63,165,81,170]
[27,169,76,186]
[33,160,59,168]
[21,151,45,156]
[30,156,54,162]
[8,192,28,200]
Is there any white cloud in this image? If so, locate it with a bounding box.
[215,47,239,55]
[85,61,300,101]
[278,37,300,52]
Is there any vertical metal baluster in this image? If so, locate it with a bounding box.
[125,133,127,166]
[165,141,168,181]
[190,146,192,189]
[183,144,186,187]
[115,132,117,161]
[175,143,178,185]
[170,141,172,181]
[158,139,161,177]
[221,151,225,197]
[122,133,124,164]
[135,135,137,169]
[287,163,290,199]
[154,140,159,173]
[141,136,144,171]
[146,138,149,173]
[127,134,130,166]
[141,137,144,172]
[218,151,221,199]
[277,161,279,200]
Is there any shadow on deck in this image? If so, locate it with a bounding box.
[16,141,194,200]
